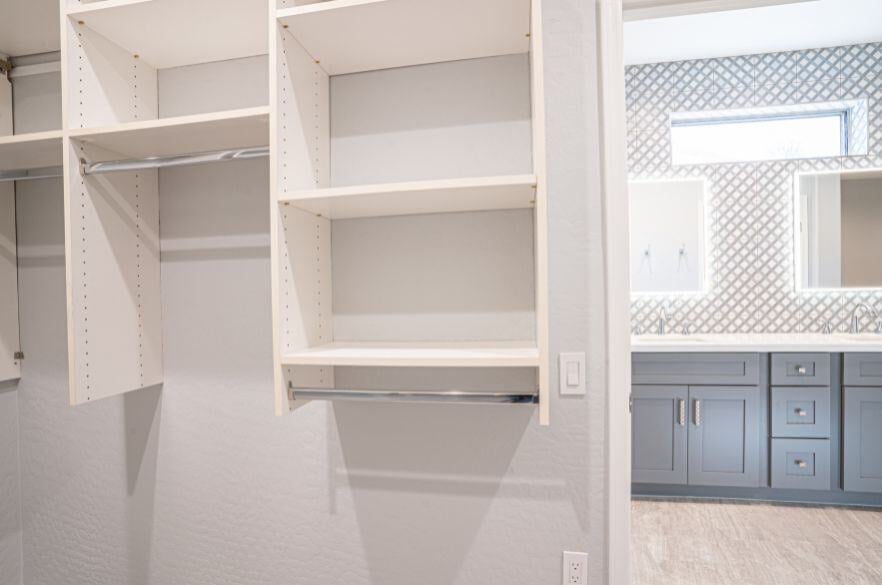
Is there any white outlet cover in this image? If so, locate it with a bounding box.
[563,551,588,585]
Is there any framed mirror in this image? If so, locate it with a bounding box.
[629,178,708,294]
[796,168,882,290]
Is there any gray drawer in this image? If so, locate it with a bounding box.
[771,387,831,438]
[632,353,760,386]
[844,354,882,386]
[771,353,830,386]
[771,438,831,490]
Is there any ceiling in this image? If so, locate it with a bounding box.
[0,0,60,57]
[625,0,882,64]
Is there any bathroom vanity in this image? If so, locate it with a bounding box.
[631,335,882,506]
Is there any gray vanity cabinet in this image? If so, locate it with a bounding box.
[687,386,761,487]
[843,387,882,493]
[632,354,762,488]
[632,386,688,484]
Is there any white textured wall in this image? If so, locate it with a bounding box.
[11,2,609,584]
[0,383,22,585]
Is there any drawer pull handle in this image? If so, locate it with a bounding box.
[678,399,686,427]
[795,459,807,469]
[693,399,701,426]
[795,408,807,417]
[796,365,807,375]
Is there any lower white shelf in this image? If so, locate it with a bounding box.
[279,174,537,219]
[281,341,540,368]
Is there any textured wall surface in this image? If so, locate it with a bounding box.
[0,383,22,585]
[627,42,882,334]
[10,2,609,584]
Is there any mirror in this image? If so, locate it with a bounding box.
[629,178,707,294]
[797,169,882,290]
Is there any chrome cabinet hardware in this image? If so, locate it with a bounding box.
[795,407,807,417]
[795,459,807,469]
[693,399,701,426]
[678,399,686,426]
[796,365,807,375]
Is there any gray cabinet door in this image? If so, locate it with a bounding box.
[632,386,688,485]
[688,386,761,487]
[843,387,882,493]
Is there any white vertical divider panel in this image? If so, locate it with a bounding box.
[271,16,332,414]
[62,1,163,404]
[64,139,163,404]
[0,62,19,382]
[0,184,21,382]
[0,61,12,136]
[65,16,158,129]
[530,0,549,425]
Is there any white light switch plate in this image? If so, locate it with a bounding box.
[559,352,586,395]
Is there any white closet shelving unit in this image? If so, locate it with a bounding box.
[0,3,65,383]
[270,0,549,423]
[60,0,269,403]
[6,0,550,422]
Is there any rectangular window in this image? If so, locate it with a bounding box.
[669,104,857,165]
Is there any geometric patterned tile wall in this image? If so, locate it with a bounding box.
[628,42,882,334]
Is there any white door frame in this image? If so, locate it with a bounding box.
[597,2,632,584]
[599,1,813,583]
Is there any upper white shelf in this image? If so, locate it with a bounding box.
[0,131,63,172]
[279,174,537,219]
[67,0,268,68]
[276,0,532,75]
[281,341,540,368]
[68,107,269,162]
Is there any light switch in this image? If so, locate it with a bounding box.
[559,352,586,396]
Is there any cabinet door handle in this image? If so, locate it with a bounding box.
[795,408,807,417]
[796,365,807,375]
[795,459,807,469]
[693,399,701,426]
[678,399,686,426]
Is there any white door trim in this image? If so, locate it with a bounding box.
[597,1,632,584]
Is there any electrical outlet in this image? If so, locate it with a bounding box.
[563,551,588,585]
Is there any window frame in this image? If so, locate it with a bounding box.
[667,100,868,166]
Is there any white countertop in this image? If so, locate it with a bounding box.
[631,333,882,353]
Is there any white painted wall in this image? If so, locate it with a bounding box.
[10,2,609,583]
[0,383,22,585]
[330,54,532,186]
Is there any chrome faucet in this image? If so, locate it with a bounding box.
[656,307,671,335]
[849,303,878,334]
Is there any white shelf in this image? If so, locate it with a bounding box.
[281,341,540,368]
[0,131,63,172]
[68,107,269,162]
[279,174,537,219]
[276,0,531,75]
[67,0,267,68]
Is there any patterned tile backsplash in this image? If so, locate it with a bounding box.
[627,42,882,334]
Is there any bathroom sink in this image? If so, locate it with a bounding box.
[833,334,882,343]
[634,335,705,343]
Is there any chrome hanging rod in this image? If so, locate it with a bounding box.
[80,146,269,176]
[0,166,63,183]
[290,386,539,405]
